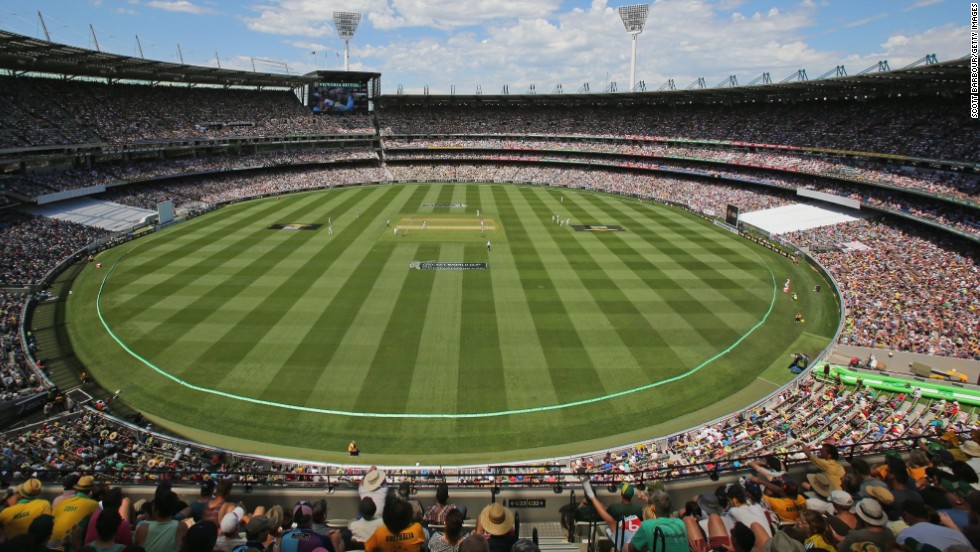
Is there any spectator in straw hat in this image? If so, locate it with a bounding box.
[960,440,980,477]
[365,498,424,552]
[50,475,99,550]
[836,498,894,552]
[475,503,516,552]
[359,469,389,516]
[0,479,50,542]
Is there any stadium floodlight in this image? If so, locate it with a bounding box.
[618,4,649,92]
[333,11,361,71]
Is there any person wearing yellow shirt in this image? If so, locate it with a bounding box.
[51,475,99,549]
[803,443,846,491]
[0,479,51,542]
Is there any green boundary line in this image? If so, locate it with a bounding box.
[95,219,779,419]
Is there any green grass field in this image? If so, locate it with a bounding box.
[66,183,839,464]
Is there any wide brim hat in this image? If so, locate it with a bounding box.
[961,440,980,457]
[853,498,887,526]
[363,470,386,491]
[17,478,42,498]
[807,473,832,498]
[74,475,95,492]
[479,503,515,536]
[866,486,894,506]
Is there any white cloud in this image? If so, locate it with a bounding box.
[145,0,216,14]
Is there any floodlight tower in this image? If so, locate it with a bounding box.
[333,11,361,71]
[618,4,649,92]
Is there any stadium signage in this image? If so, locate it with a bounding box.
[409,261,487,270]
[505,499,546,508]
[421,203,467,208]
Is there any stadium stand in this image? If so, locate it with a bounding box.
[0,37,976,552]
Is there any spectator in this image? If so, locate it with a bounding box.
[423,484,461,526]
[897,500,971,551]
[348,498,382,549]
[0,480,50,543]
[364,498,424,552]
[428,509,467,552]
[474,504,517,552]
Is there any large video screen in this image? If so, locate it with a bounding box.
[308,81,369,114]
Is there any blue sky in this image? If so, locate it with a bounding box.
[0,0,965,93]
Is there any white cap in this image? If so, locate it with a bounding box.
[220,506,246,534]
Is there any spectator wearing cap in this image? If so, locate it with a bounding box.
[428,509,467,552]
[837,498,894,552]
[578,478,639,548]
[827,491,858,534]
[803,444,845,491]
[240,515,276,552]
[50,476,99,550]
[607,483,643,523]
[422,484,460,526]
[623,491,687,552]
[51,475,80,509]
[365,498,424,552]
[279,501,344,552]
[215,505,247,552]
[898,500,971,551]
[805,474,835,515]
[182,521,218,552]
[359,470,388,516]
[0,479,51,543]
[348,498,382,548]
[134,484,189,552]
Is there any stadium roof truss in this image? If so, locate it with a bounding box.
[379,56,970,108]
[0,30,319,88]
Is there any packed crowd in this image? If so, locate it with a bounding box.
[378,97,979,162]
[0,291,45,403]
[0,213,109,286]
[103,166,385,211]
[0,149,379,198]
[384,138,980,205]
[2,375,980,552]
[784,220,980,359]
[0,77,373,148]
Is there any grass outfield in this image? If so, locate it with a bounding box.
[66,183,839,464]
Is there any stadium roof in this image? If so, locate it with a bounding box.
[379,56,969,107]
[0,29,378,88]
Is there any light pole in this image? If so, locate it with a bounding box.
[618,4,649,92]
[333,11,361,71]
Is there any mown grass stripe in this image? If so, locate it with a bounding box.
[104,194,349,358]
[470,185,557,409]
[520,187,683,382]
[247,185,431,406]
[492,185,605,403]
[573,192,751,346]
[151,186,399,382]
[352,241,441,413]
